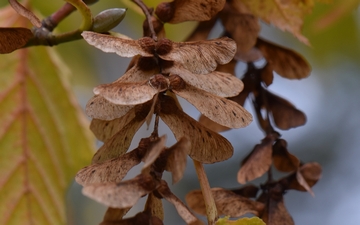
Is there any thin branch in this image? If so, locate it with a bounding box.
[132,0,157,41]
[43,3,76,31]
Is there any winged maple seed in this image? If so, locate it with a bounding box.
[77,136,203,224]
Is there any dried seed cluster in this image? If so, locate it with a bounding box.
[75,0,321,224]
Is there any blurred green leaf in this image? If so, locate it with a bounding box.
[0,5,94,225]
[216,217,265,225]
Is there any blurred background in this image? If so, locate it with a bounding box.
[1,0,359,224]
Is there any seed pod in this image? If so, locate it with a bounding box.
[92,8,126,33]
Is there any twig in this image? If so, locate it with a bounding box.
[43,3,76,31]
[132,0,157,41]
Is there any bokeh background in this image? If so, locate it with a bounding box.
[1,0,359,224]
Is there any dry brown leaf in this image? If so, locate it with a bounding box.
[159,95,233,163]
[172,80,252,129]
[0,27,33,54]
[94,80,159,105]
[155,0,225,23]
[198,114,231,133]
[265,89,306,130]
[157,180,200,224]
[185,18,218,41]
[76,148,146,186]
[82,31,154,57]
[220,7,260,52]
[287,162,322,194]
[158,37,236,74]
[256,38,311,79]
[261,198,294,225]
[164,63,244,97]
[164,137,190,184]
[85,95,134,120]
[238,0,312,44]
[142,135,167,170]
[100,207,131,225]
[90,101,152,142]
[272,139,300,173]
[144,193,164,221]
[186,188,264,217]
[82,174,158,208]
[237,134,277,184]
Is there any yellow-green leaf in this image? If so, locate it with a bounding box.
[0,7,94,225]
[239,0,314,44]
[216,216,265,225]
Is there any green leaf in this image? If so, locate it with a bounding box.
[216,217,265,225]
[0,8,94,224]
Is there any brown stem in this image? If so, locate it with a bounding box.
[132,0,157,41]
[151,114,160,138]
[43,3,76,31]
[193,160,218,225]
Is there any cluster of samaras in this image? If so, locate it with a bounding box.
[75,31,252,224]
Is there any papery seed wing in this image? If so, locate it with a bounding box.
[92,102,152,164]
[86,95,134,120]
[265,89,306,130]
[164,137,189,184]
[261,197,294,225]
[76,148,145,186]
[82,174,158,209]
[142,135,167,170]
[199,114,231,133]
[186,18,217,42]
[94,81,158,105]
[172,81,252,128]
[272,139,300,172]
[237,134,277,184]
[155,0,225,23]
[90,101,152,142]
[0,27,34,53]
[118,57,160,83]
[157,181,201,224]
[186,188,264,217]
[164,63,243,97]
[256,38,311,79]
[159,95,233,163]
[82,31,154,57]
[158,37,236,74]
[101,207,131,224]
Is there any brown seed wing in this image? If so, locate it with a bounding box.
[261,198,294,225]
[237,135,276,184]
[186,188,264,217]
[76,148,144,186]
[0,28,34,54]
[86,95,134,120]
[220,10,260,53]
[90,101,152,142]
[82,174,158,209]
[159,95,233,163]
[272,139,300,173]
[165,63,243,97]
[172,82,252,128]
[91,102,152,164]
[157,181,201,224]
[159,37,236,74]
[266,90,306,130]
[155,0,225,23]
[142,135,167,170]
[117,62,158,83]
[100,207,131,224]
[164,137,189,184]
[144,193,164,221]
[198,114,231,133]
[94,81,158,105]
[82,31,153,57]
[256,38,311,79]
